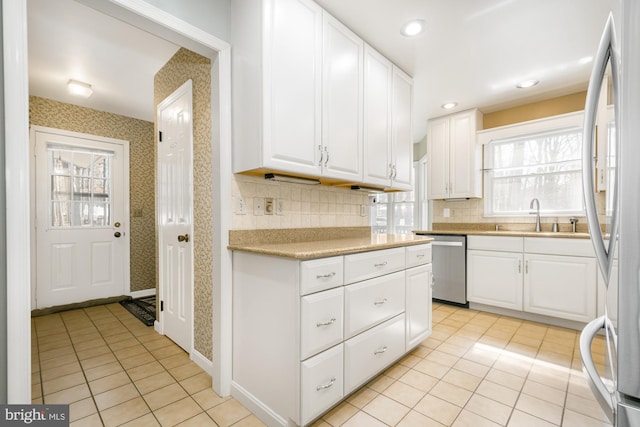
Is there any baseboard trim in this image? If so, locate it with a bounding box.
[191,349,214,376]
[231,382,288,427]
[128,289,156,299]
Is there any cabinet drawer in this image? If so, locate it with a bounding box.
[301,344,344,426]
[524,237,595,257]
[344,247,405,284]
[406,244,432,268]
[300,256,344,295]
[301,287,344,360]
[467,235,523,252]
[344,314,405,394]
[344,271,405,338]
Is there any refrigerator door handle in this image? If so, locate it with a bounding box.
[582,12,620,287]
[580,315,617,424]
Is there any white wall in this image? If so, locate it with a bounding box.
[142,0,230,41]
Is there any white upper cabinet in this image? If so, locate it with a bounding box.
[322,14,364,181]
[363,46,413,190]
[427,109,483,199]
[363,46,393,187]
[231,0,323,176]
[232,0,412,189]
[391,67,413,190]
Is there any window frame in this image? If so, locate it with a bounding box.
[477,111,586,218]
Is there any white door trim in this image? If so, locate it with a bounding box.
[29,125,131,308]
[3,0,32,404]
[77,0,234,396]
[4,0,233,402]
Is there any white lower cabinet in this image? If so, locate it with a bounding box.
[468,236,598,323]
[524,254,597,322]
[232,243,432,426]
[344,314,405,394]
[405,264,432,349]
[301,344,344,425]
[467,249,523,310]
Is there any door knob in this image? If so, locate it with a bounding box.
[114,231,121,238]
[178,234,190,243]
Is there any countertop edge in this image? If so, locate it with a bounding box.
[413,229,591,239]
[228,236,434,260]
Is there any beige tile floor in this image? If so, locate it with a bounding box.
[32,302,613,426]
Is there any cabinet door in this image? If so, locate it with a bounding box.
[524,254,597,322]
[467,250,523,310]
[449,110,480,198]
[264,0,323,175]
[426,116,449,199]
[390,66,413,190]
[406,264,432,349]
[363,45,392,187]
[322,14,363,182]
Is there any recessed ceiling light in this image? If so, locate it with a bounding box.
[516,79,539,89]
[401,19,425,37]
[67,79,93,98]
[441,102,458,109]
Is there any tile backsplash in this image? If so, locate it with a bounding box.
[432,192,607,228]
[232,174,370,229]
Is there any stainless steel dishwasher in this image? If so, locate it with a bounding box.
[417,234,467,306]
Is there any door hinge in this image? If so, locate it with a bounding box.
[160,300,164,312]
[159,131,163,142]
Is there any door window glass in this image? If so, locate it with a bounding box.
[49,146,113,227]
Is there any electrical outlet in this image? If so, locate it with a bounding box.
[360,204,367,217]
[265,197,274,215]
[276,199,285,215]
[254,197,264,216]
[236,196,247,215]
[443,208,450,218]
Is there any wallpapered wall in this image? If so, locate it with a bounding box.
[29,96,156,293]
[155,48,214,360]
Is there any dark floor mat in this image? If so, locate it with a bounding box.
[120,296,156,326]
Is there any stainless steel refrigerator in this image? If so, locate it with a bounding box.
[580,1,640,425]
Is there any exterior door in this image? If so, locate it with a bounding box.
[157,80,194,353]
[34,127,129,309]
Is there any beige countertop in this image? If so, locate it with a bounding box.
[413,229,591,239]
[228,233,433,260]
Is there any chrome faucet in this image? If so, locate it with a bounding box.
[530,198,541,232]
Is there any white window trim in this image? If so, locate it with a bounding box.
[480,111,586,218]
[477,111,584,145]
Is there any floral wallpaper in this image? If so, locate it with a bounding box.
[155,48,214,360]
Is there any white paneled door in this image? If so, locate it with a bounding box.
[157,80,194,353]
[34,127,129,309]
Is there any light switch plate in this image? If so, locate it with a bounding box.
[254,197,264,216]
[236,196,247,215]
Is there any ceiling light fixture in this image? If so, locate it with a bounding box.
[67,79,93,98]
[265,173,320,185]
[441,102,458,109]
[400,19,425,37]
[516,79,539,89]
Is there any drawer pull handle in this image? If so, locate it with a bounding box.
[316,272,336,279]
[316,377,336,391]
[374,261,388,268]
[374,298,388,306]
[316,318,336,327]
[374,346,388,355]
[416,254,425,258]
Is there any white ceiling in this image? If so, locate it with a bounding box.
[28,0,613,140]
[27,0,179,122]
